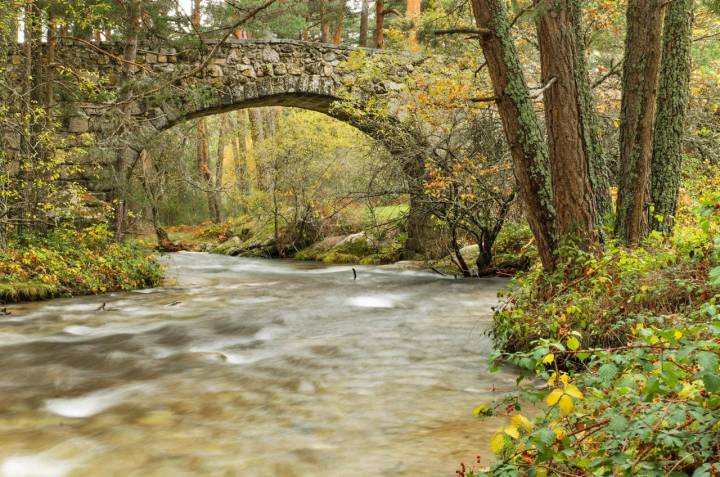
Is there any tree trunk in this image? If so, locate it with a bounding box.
[320,0,330,42]
[191,0,201,28]
[451,228,472,277]
[359,0,369,47]
[614,0,666,245]
[196,118,219,222]
[470,0,557,271]
[44,9,57,113]
[535,0,599,247]
[333,7,344,45]
[375,0,384,48]
[571,2,613,220]
[213,116,228,222]
[649,0,693,234]
[406,0,421,51]
[114,0,142,242]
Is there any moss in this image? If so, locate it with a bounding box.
[0,282,60,303]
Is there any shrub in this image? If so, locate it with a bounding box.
[0,223,163,303]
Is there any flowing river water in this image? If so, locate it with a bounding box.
[0,252,519,477]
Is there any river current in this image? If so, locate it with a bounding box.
[0,252,517,477]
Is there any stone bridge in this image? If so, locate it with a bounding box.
[55,38,422,158]
[5,38,435,252]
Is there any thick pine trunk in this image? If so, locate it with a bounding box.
[375,0,384,48]
[535,0,599,247]
[571,2,613,219]
[359,0,369,47]
[470,0,557,271]
[615,0,666,245]
[649,0,693,234]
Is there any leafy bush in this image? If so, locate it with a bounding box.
[462,186,720,476]
[0,223,163,303]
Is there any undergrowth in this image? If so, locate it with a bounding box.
[461,172,720,476]
[0,223,163,303]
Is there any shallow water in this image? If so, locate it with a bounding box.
[0,252,517,477]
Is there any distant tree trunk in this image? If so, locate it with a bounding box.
[320,0,330,42]
[44,9,57,112]
[470,0,557,271]
[232,111,249,196]
[197,119,220,222]
[333,8,344,45]
[114,0,142,242]
[359,0,369,46]
[450,227,472,277]
[649,0,693,234]
[191,0,201,28]
[375,0,384,48]
[615,0,666,245]
[535,0,599,248]
[213,116,228,222]
[406,0,420,50]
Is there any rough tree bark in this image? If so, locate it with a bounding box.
[571,2,613,219]
[535,0,599,247]
[359,0,369,47]
[649,0,693,234]
[615,0,666,245]
[470,0,557,271]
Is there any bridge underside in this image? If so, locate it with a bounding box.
[176,93,338,125]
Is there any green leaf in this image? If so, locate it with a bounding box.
[598,363,619,383]
[709,266,720,286]
[697,352,719,372]
[607,414,628,432]
[702,372,720,393]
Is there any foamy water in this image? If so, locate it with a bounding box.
[0,253,515,476]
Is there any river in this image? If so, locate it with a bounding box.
[0,252,518,477]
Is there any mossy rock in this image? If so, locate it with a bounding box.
[333,232,372,255]
[210,236,242,255]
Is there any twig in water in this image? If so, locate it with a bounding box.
[352,268,357,280]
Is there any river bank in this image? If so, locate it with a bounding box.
[156,217,535,278]
[0,225,163,305]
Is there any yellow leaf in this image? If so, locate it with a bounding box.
[546,389,563,406]
[511,414,533,432]
[559,395,574,415]
[504,424,520,439]
[674,330,683,340]
[650,335,659,344]
[567,337,580,351]
[564,384,584,400]
[552,427,566,440]
[490,433,506,454]
[472,405,490,416]
[542,353,555,364]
